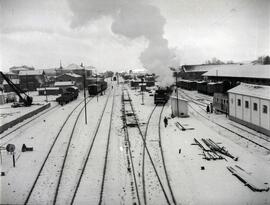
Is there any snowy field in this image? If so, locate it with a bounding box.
[0,80,270,205]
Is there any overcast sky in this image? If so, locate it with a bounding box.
[0,0,269,72]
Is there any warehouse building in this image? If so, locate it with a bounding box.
[228,83,270,136]
[19,70,45,91]
[203,64,270,86]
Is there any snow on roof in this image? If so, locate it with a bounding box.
[54,81,75,86]
[58,73,82,78]
[85,66,96,71]
[3,79,20,85]
[203,64,270,79]
[183,64,223,72]
[37,87,60,90]
[132,68,148,73]
[208,81,223,85]
[179,79,196,83]
[5,72,17,75]
[19,70,44,76]
[64,64,82,70]
[228,83,270,100]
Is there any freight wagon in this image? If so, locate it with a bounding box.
[177,80,197,90]
[197,81,208,94]
[56,86,79,105]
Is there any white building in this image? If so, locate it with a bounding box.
[171,96,189,117]
[228,83,270,136]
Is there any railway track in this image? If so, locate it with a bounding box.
[123,87,175,205]
[70,89,112,204]
[121,88,142,205]
[98,88,115,205]
[24,96,95,205]
[142,104,176,205]
[178,90,270,150]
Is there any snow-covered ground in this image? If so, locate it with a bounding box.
[0,91,58,126]
[1,81,269,205]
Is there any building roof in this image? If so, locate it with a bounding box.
[3,79,20,85]
[202,64,270,79]
[57,73,82,78]
[19,70,44,76]
[54,81,75,86]
[228,83,270,100]
[183,64,228,72]
[65,63,83,70]
[9,65,35,71]
[37,87,60,91]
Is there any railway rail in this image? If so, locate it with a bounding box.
[123,87,175,205]
[121,88,141,205]
[70,89,112,204]
[24,96,95,205]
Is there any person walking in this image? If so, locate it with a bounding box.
[210,103,213,113]
[164,117,168,128]
[206,105,210,113]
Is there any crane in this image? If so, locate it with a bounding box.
[0,71,33,107]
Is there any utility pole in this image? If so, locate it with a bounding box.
[170,67,179,117]
[81,63,87,124]
[175,71,179,117]
[96,72,98,102]
[141,77,144,105]
[44,73,48,102]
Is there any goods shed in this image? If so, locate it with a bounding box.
[228,83,270,136]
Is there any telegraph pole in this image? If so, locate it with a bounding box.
[175,71,179,117]
[96,72,98,102]
[141,77,144,105]
[81,63,87,124]
[170,67,179,117]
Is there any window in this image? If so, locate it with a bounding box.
[237,99,241,106]
[245,101,249,108]
[253,103,258,111]
[263,105,268,114]
[231,98,233,104]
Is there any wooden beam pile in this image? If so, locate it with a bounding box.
[192,138,223,160]
[201,138,237,161]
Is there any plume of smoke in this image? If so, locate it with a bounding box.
[68,0,180,85]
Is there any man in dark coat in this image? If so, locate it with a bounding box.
[164,117,168,127]
[206,105,210,113]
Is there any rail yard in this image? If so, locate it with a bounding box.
[0,77,269,205]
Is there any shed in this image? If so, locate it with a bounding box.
[228,83,270,136]
[171,96,189,117]
[37,87,60,95]
[54,81,75,93]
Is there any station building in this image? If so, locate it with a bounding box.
[228,83,270,136]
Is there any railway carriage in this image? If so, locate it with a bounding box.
[177,80,197,90]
